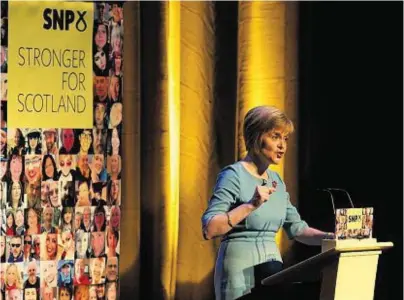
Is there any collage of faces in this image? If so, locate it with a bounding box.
[335,208,374,240]
[0,2,124,300]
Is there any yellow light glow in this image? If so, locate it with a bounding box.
[238,2,289,248]
[175,3,217,292]
[161,1,181,298]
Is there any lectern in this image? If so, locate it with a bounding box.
[261,238,393,300]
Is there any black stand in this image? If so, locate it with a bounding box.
[236,260,320,300]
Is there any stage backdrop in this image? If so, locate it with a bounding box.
[2,2,400,300]
[1,2,126,300]
[138,2,299,299]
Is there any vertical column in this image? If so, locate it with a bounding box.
[176,2,216,300]
[282,2,299,256]
[237,2,298,253]
[165,1,181,298]
[121,1,140,298]
[140,2,180,299]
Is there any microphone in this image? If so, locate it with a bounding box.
[327,188,355,208]
[318,189,336,215]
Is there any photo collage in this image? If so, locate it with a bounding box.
[1,2,124,300]
[335,207,374,240]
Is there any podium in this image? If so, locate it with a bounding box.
[261,239,393,300]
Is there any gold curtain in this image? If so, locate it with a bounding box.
[237,1,299,257]
[177,2,218,300]
[123,2,298,299]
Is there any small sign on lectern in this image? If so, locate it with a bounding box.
[335,207,374,240]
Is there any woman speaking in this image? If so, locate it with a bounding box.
[202,106,333,300]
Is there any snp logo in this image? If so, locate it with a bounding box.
[43,8,87,32]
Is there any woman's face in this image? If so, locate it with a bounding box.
[45,157,55,178]
[110,155,119,174]
[61,232,73,251]
[95,50,106,70]
[6,214,13,227]
[15,211,23,227]
[93,154,104,174]
[11,182,21,202]
[59,155,73,176]
[91,232,105,256]
[111,180,119,200]
[29,136,38,149]
[110,207,120,228]
[107,230,117,250]
[95,24,107,49]
[10,156,22,180]
[59,288,72,300]
[62,129,75,152]
[109,103,122,128]
[6,265,17,285]
[45,233,58,259]
[25,155,41,183]
[27,209,38,227]
[64,210,72,224]
[112,4,122,22]
[94,211,105,229]
[259,129,289,165]
[92,259,103,281]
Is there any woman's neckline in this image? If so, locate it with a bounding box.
[238,161,270,181]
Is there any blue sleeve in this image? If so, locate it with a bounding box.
[282,193,309,239]
[201,166,240,238]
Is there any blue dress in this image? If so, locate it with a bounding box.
[201,162,308,300]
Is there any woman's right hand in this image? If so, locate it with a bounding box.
[248,186,276,208]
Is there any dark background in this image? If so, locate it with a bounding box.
[297,2,403,300]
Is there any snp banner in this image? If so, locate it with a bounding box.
[8,1,93,128]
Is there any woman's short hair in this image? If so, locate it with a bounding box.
[243,105,294,153]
